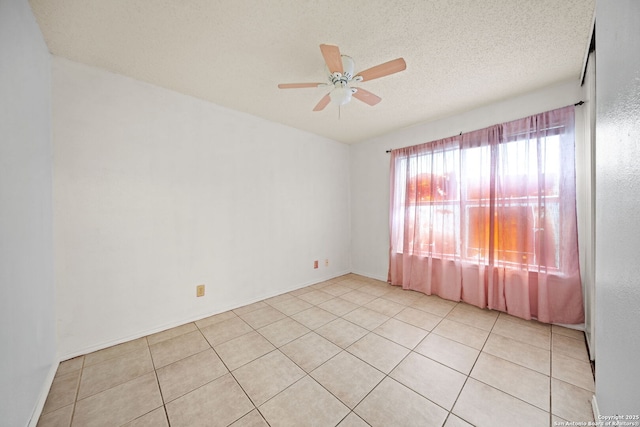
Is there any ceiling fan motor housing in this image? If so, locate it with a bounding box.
[328,55,357,105]
[328,55,355,85]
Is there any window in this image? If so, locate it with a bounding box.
[392,128,566,271]
[388,106,583,324]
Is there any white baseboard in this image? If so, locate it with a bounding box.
[28,360,59,427]
[32,270,355,422]
[591,394,600,422]
[350,269,388,283]
[58,270,352,361]
[552,322,586,331]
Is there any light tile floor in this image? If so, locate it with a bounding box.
[37,274,596,427]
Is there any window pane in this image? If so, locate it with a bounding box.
[394,134,563,270]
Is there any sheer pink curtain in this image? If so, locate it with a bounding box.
[388,106,584,324]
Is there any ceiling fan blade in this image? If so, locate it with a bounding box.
[352,88,382,106]
[320,44,344,74]
[278,83,325,89]
[356,58,406,82]
[313,93,331,111]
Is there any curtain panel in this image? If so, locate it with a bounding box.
[388,105,584,324]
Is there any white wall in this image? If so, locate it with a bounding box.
[53,58,351,358]
[0,1,57,425]
[350,80,584,281]
[594,0,640,415]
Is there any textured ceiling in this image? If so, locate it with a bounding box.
[29,0,595,144]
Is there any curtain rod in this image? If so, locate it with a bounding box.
[385,101,585,153]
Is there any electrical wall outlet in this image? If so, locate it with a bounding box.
[325,259,329,267]
[196,284,205,297]
[313,260,319,269]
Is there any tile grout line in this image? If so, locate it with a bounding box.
[138,337,168,426]
[266,294,377,421]
[457,314,579,421]
[197,317,270,426]
[302,335,386,426]
[193,318,258,412]
[214,298,357,427]
[326,287,453,422]
[190,284,396,424]
[242,282,400,426]
[149,367,170,426]
[67,355,85,427]
[443,306,495,426]
[286,289,452,424]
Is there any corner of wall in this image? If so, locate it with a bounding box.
[27,362,59,427]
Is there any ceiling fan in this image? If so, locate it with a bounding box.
[278,44,406,112]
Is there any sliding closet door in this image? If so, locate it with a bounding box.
[576,49,596,360]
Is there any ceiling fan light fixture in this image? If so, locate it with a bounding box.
[329,86,353,106]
